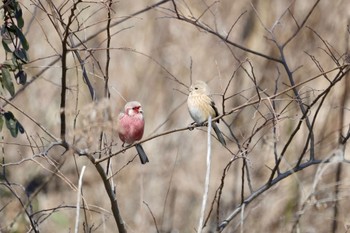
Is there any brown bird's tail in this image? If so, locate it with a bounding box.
[135,144,149,164]
[212,122,226,146]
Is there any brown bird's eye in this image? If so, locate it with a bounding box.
[194,87,198,90]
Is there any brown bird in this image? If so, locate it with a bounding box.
[187,80,226,146]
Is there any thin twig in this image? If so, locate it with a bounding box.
[0,96,58,141]
[218,157,348,232]
[143,201,160,233]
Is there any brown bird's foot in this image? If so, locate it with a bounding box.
[188,122,196,131]
[188,122,207,130]
[201,122,208,127]
[196,122,208,127]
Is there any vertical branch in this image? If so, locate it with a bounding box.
[274,1,321,165]
[104,0,112,99]
[250,0,321,175]
[332,21,350,233]
[60,51,67,141]
[103,0,113,173]
[240,158,246,203]
[74,166,86,233]
[84,152,127,233]
[197,117,212,233]
[60,0,82,142]
[295,87,330,166]
[268,68,349,183]
[272,67,281,174]
[332,164,342,233]
[279,48,315,161]
[240,203,245,233]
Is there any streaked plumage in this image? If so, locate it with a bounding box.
[187,80,226,146]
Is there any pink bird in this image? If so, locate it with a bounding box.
[118,101,149,164]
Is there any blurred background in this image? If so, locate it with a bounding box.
[1,0,350,232]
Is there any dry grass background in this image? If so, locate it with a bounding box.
[1,0,350,232]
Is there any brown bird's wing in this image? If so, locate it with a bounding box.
[210,99,220,123]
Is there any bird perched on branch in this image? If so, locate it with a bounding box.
[117,101,149,164]
[187,80,226,146]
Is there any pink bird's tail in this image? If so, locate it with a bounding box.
[135,144,149,164]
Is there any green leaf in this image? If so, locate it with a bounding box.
[17,17,24,29]
[0,116,3,132]
[17,121,24,134]
[4,111,15,120]
[11,55,19,68]
[14,48,29,63]
[1,27,16,45]
[15,5,24,29]
[15,70,27,85]
[1,67,15,96]
[4,112,18,137]
[3,60,17,70]
[12,25,29,51]
[7,25,29,51]
[2,40,12,53]
[16,17,24,30]
[15,6,23,18]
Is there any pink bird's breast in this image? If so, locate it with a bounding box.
[118,114,144,144]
